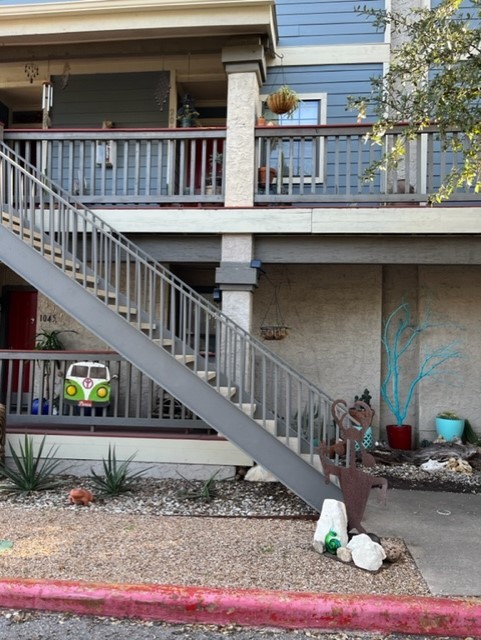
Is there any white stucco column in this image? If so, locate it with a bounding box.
[217,234,256,332]
[222,42,265,208]
[218,42,266,333]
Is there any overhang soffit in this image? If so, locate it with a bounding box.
[0,0,277,49]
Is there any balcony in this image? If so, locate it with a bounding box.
[4,124,481,207]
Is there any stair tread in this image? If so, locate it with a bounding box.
[196,370,216,381]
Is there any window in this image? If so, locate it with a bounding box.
[260,93,327,183]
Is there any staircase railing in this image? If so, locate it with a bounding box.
[0,141,336,466]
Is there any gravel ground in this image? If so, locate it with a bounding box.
[0,475,430,597]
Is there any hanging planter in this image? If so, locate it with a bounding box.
[260,280,289,341]
[260,325,289,341]
[266,85,300,117]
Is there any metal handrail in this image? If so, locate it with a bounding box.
[0,141,335,459]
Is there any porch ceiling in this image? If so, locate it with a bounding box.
[0,0,277,49]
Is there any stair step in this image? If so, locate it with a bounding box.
[153,338,173,347]
[174,354,195,364]
[196,370,216,381]
[238,402,256,417]
[255,419,277,434]
[86,288,118,300]
[217,386,236,398]
[107,303,138,316]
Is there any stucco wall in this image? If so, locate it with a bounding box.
[253,264,383,434]
[418,266,476,442]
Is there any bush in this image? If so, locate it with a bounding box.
[0,435,62,493]
[90,446,149,496]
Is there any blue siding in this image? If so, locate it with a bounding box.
[275,0,386,46]
[263,64,382,123]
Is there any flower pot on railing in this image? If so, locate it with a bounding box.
[258,167,277,186]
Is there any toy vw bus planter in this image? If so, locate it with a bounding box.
[63,361,112,408]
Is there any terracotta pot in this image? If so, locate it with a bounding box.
[258,167,277,185]
[386,424,412,450]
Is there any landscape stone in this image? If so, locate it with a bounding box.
[244,466,278,482]
[312,499,349,555]
[381,539,404,562]
[336,546,352,563]
[347,533,386,571]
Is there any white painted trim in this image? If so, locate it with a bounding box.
[0,0,276,45]
[95,206,481,235]
[385,0,392,45]
[6,433,253,466]
[272,44,390,67]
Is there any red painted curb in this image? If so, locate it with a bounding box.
[0,579,479,637]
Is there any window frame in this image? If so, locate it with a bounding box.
[259,92,327,183]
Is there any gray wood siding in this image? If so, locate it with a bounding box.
[51,72,170,129]
[263,64,382,123]
[275,0,386,46]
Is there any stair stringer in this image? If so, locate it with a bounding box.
[0,225,342,511]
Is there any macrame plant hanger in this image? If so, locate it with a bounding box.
[260,280,289,340]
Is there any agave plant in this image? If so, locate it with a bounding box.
[0,435,62,493]
[90,446,150,496]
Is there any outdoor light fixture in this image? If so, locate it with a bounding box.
[212,288,222,302]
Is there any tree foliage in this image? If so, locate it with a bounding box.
[350,0,481,202]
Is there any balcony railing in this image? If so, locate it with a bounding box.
[4,124,480,206]
[0,350,211,434]
[4,128,226,206]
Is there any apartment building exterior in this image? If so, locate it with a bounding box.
[0,0,478,507]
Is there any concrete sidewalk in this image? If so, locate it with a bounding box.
[364,488,481,596]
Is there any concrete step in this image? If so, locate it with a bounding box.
[238,402,256,417]
[255,419,277,435]
[217,386,236,399]
[107,303,138,316]
[174,354,195,365]
[196,370,216,381]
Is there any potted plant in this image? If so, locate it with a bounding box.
[381,302,462,450]
[266,85,300,117]
[435,411,465,441]
[177,94,199,127]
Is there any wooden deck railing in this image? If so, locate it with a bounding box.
[4,124,481,206]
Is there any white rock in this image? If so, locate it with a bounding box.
[313,499,349,555]
[336,547,352,563]
[244,466,278,482]
[420,459,448,472]
[347,533,386,571]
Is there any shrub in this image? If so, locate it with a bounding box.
[0,435,62,493]
[90,446,149,496]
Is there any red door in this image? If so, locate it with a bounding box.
[4,289,37,392]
